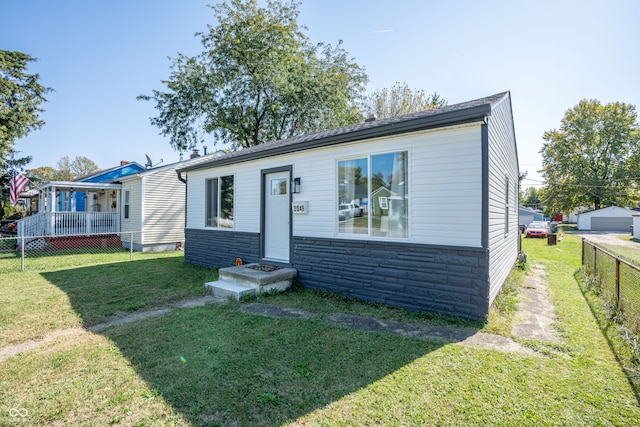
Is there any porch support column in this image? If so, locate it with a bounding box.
[49,186,56,235]
[115,189,121,233]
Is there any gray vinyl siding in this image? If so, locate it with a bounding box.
[486,95,519,304]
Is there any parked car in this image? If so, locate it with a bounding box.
[525,221,549,238]
[339,203,363,220]
[339,204,356,220]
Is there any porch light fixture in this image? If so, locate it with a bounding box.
[292,177,301,194]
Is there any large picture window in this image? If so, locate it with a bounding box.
[206,175,234,228]
[338,151,408,238]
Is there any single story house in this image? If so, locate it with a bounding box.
[17,161,145,238]
[576,206,635,231]
[519,206,543,226]
[179,91,519,320]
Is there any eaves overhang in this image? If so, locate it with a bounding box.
[179,94,502,174]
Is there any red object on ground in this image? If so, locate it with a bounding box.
[526,223,549,238]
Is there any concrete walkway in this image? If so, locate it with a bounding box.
[1,265,560,360]
[0,296,223,361]
[240,264,561,355]
[512,264,561,343]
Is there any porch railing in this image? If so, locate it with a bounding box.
[17,211,120,237]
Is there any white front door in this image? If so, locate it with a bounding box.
[264,170,290,262]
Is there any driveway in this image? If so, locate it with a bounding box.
[573,231,638,248]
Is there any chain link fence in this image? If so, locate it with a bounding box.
[582,238,640,334]
[0,231,142,272]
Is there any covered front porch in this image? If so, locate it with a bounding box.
[17,182,123,238]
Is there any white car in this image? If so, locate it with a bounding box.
[339,203,358,220]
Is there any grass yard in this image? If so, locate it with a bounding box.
[1,237,640,425]
[0,251,216,347]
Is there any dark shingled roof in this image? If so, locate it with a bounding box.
[179,91,510,172]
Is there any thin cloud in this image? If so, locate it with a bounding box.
[369,29,395,34]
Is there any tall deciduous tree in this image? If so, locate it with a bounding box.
[55,156,99,180]
[364,82,446,119]
[521,187,542,209]
[140,0,368,151]
[0,50,52,166]
[70,156,100,178]
[540,99,640,212]
[25,166,60,185]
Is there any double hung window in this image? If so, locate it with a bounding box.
[505,176,510,236]
[123,190,130,219]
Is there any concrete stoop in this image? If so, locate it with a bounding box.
[205,263,297,300]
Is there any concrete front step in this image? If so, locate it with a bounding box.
[205,280,257,300]
[206,263,297,300]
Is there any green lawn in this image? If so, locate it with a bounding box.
[1,240,640,425]
[0,251,216,347]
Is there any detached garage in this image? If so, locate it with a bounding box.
[577,206,634,231]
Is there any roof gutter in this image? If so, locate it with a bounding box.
[176,170,187,184]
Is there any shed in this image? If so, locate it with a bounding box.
[179,92,519,320]
[576,206,634,231]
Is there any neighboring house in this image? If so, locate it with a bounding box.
[370,186,391,217]
[576,206,635,231]
[519,206,543,227]
[17,161,144,238]
[178,92,519,320]
[118,153,220,252]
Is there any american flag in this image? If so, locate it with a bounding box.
[10,170,30,206]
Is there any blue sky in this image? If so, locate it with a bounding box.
[2,0,639,188]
